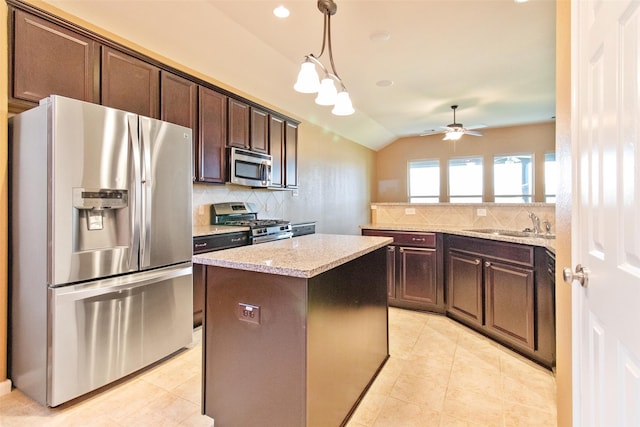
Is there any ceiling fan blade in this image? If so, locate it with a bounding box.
[419,129,443,136]
[466,124,487,130]
[464,130,483,136]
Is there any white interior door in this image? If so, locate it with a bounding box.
[571,0,640,425]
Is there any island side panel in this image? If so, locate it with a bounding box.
[307,247,389,427]
[203,266,307,427]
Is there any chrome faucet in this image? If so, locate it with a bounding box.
[528,211,541,234]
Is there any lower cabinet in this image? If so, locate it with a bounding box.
[362,230,444,312]
[446,235,555,368]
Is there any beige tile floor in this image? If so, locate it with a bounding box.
[0,308,556,426]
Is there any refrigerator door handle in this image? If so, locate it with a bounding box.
[129,115,141,269]
[53,263,192,303]
[139,117,152,268]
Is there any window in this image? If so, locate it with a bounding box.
[408,159,440,203]
[494,154,533,203]
[544,152,557,203]
[448,157,483,203]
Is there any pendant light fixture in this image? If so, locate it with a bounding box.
[293,0,354,116]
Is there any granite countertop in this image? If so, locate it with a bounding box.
[193,224,250,238]
[192,233,393,278]
[361,223,556,252]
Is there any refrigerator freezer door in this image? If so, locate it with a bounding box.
[50,96,139,286]
[139,116,193,269]
[48,263,193,406]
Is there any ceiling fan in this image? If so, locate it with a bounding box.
[421,105,485,140]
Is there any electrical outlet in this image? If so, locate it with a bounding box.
[405,208,416,215]
[476,208,487,217]
[237,303,260,325]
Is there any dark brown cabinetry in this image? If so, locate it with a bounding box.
[10,9,99,107]
[227,99,250,149]
[160,72,198,179]
[8,1,300,186]
[445,235,554,367]
[250,108,269,153]
[269,115,285,188]
[362,229,444,312]
[101,46,160,118]
[285,122,299,188]
[269,117,299,189]
[198,87,227,183]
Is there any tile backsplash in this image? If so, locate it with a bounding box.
[371,203,556,233]
[192,183,286,226]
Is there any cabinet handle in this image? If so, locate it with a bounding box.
[485,261,491,267]
[194,243,208,248]
[399,248,404,253]
[474,259,481,265]
[387,246,395,252]
[411,237,426,242]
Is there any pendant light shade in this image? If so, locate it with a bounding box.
[331,91,354,116]
[293,0,354,116]
[294,61,320,93]
[315,78,338,105]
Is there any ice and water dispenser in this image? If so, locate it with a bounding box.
[72,188,130,252]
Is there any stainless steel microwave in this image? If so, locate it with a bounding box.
[228,147,272,187]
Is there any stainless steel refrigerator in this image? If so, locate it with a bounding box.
[9,95,193,407]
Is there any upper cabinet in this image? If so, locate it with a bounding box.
[8,2,300,187]
[160,71,198,180]
[101,46,160,118]
[250,108,269,154]
[227,99,250,150]
[269,116,285,188]
[11,9,99,107]
[285,122,299,189]
[198,87,227,184]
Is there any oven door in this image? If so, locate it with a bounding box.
[229,147,272,187]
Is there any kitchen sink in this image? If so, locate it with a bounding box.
[465,228,556,239]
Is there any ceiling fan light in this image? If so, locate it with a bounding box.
[315,78,338,105]
[294,61,320,93]
[332,91,354,116]
[443,131,464,141]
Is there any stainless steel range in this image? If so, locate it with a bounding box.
[210,202,293,244]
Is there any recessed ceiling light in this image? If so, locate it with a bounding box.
[273,5,290,18]
[514,0,529,3]
[376,80,394,87]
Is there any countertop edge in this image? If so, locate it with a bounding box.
[360,224,556,253]
[193,234,393,278]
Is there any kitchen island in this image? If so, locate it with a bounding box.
[193,234,392,427]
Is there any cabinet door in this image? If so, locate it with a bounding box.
[12,9,99,104]
[101,46,159,118]
[160,72,198,179]
[387,246,397,300]
[484,260,535,351]
[447,250,483,326]
[250,108,269,153]
[285,121,299,188]
[398,247,438,306]
[228,99,250,149]
[269,115,285,187]
[198,86,227,183]
[193,263,205,327]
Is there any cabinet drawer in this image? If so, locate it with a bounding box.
[447,235,533,267]
[362,230,436,248]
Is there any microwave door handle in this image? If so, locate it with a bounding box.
[260,162,267,184]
